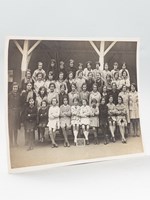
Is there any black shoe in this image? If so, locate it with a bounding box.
[94,137,98,145]
[51,144,55,148]
[64,142,67,147]
[54,143,58,148]
[66,142,70,147]
[86,140,90,145]
[112,137,116,143]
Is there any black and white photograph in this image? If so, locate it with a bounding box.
[7,38,144,172]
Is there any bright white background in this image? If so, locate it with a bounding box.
[0,0,150,199]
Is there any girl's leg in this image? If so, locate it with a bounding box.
[86,125,90,145]
[65,127,70,147]
[27,129,34,150]
[62,127,68,147]
[93,127,98,144]
[49,129,55,147]
[73,125,78,145]
[135,119,140,136]
[119,125,126,143]
[37,127,40,141]
[40,127,45,142]
[103,125,109,145]
[130,119,136,136]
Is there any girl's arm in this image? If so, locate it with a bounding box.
[66,106,71,117]
[53,107,60,118]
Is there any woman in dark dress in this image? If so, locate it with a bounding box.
[99,97,109,145]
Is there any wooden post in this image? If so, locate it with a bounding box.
[99,41,105,70]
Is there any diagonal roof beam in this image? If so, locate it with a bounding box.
[14,40,23,55]
[104,41,117,56]
[89,41,101,57]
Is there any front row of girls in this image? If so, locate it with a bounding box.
[25,90,138,150]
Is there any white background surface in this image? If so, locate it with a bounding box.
[0,0,150,199]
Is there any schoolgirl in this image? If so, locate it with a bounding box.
[101,85,109,104]
[115,96,127,143]
[120,69,130,89]
[55,72,68,94]
[112,71,122,90]
[47,83,59,106]
[119,85,130,134]
[71,97,81,145]
[75,63,83,78]
[105,74,112,91]
[32,61,46,82]
[47,97,60,148]
[66,71,75,93]
[99,97,109,145]
[59,83,68,106]
[48,59,57,80]
[34,72,45,95]
[86,72,95,92]
[68,83,80,106]
[21,69,34,92]
[80,99,91,145]
[37,100,49,142]
[90,98,99,144]
[108,82,119,105]
[60,97,71,147]
[102,63,111,83]
[89,83,101,106]
[107,95,117,142]
[83,61,93,80]
[95,72,104,93]
[75,70,86,92]
[21,82,36,145]
[129,83,140,137]
[119,62,130,80]
[79,83,90,105]
[24,97,37,150]
[36,86,48,110]
[67,59,76,78]
[111,62,119,79]
[57,61,67,80]
[93,61,103,80]
[44,71,55,93]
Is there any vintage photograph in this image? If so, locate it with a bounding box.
[7,38,144,172]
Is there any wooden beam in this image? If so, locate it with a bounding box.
[21,40,29,72]
[99,41,105,70]
[14,40,23,55]
[104,41,117,56]
[89,41,101,57]
[28,40,41,55]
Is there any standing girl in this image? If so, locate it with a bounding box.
[75,63,83,78]
[55,72,68,94]
[90,98,99,144]
[44,71,55,93]
[99,97,109,145]
[34,72,45,95]
[60,97,71,147]
[75,71,86,92]
[115,96,127,143]
[129,83,140,137]
[25,97,37,150]
[47,97,60,148]
[47,83,59,106]
[38,100,49,142]
[80,99,91,145]
[79,83,90,105]
[86,72,95,92]
[71,97,80,145]
[107,95,116,142]
[66,71,75,93]
[101,85,109,104]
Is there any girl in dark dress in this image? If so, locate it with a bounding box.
[25,97,37,151]
[37,100,49,143]
[99,97,109,145]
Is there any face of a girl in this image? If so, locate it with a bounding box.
[87,63,91,70]
[82,85,87,91]
[123,71,127,78]
[37,74,42,81]
[131,85,135,92]
[52,99,57,106]
[96,64,100,69]
[60,86,65,93]
[63,98,68,105]
[74,99,78,106]
[88,73,92,79]
[96,73,101,80]
[122,63,126,69]
[82,99,87,106]
[59,73,64,80]
[101,98,105,105]
[79,65,82,70]
[114,72,119,79]
[114,63,118,70]
[104,63,108,70]
[41,101,46,108]
[48,74,53,80]
[78,72,83,78]
[50,85,54,92]
[93,85,97,92]
[118,97,122,104]
[29,98,34,106]
[106,75,110,81]
[40,88,45,95]
[122,86,126,92]
[60,64,64,69]
[103,86,107,93]
[26,71,31,78]
[69,73,73,79]
[51,62,55,67]
[72,85,76,91]
[26,83,32,91]
[13,85,18,93]
[109,97,113,103]
[38,62,43,70]
[112,83,116,90]
[69,63,74,68]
